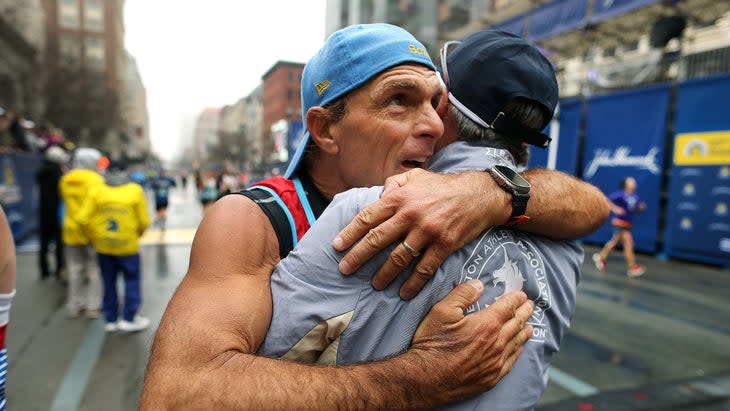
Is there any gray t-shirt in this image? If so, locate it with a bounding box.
[259,141,583,410]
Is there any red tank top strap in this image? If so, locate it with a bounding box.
[251,177,311,240]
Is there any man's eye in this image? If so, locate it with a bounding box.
[388,95,404,105]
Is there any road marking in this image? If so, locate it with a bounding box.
[49,319,106,411]
[140,227,197,245]
[548,367,600,397]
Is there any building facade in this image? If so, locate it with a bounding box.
[261,61,304,162]
[0,0,46,119]
[192,107,220,164]
[243,85,263,169]
[42,0,127,150]
[324,0,730,98]
[120,53,150,160]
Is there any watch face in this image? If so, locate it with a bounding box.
[494,165,530,194]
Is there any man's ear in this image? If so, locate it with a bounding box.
[307,107,339,155]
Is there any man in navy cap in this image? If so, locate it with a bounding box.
[143,24,607,409]
[260,29,584,410]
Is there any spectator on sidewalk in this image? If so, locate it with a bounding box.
[35,145,68,281]
[59,148,104,318]
[79,160,151,332]
[199,172,219,213]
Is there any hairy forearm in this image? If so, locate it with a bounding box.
[143,346,448,410]
[520,168,610,239]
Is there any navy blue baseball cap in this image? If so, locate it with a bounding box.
[284,23,437,178]
[441,29,558,147]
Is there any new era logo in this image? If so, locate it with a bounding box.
[315,80,331,96]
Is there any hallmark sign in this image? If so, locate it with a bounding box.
[584,146,661,178]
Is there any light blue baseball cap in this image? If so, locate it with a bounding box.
[284,23,437,178]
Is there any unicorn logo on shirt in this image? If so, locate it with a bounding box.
[493,246,525,298]
[460,230,553,343]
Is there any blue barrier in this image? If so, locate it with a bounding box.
[527,0,588,43]
[580,84,670,254]
[529,98,582,176]
[664,73,730,267]
[0,152,42,243]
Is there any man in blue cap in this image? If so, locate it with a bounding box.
[260,29,583,410]
[143,24,607,409]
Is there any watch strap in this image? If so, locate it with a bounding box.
[487,166,531,225]
[511,192,530,218]
[505,215,531,226]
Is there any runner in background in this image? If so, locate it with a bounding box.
[593,176,647,277]
[150,169,177,231]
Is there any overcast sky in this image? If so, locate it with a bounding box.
[124,0,327,162]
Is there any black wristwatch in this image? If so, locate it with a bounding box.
[488,165,531,224]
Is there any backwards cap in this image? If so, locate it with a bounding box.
[284,23,437,178]
[443,29,558,147]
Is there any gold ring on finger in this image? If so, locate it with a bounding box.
[402,241,420,258]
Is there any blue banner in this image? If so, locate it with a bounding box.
[528,98,582,176]
[0,152,42,242]
[287,119,304,159]
[492,15,526,37]
[581,84,670,253]
[527,0,588,42]
[664,73,730,266]
[528,134,549,169]
[591,0,659,24]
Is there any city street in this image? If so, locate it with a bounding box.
[7,183,730,410]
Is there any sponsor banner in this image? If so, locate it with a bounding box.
[0,152,42,242]
[665,73,730,266]
[581,84,670,253]
[674,131,730,166]
[591,0,658,24]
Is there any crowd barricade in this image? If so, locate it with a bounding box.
[664,73,730,266]
[529,97,582,175]
[580,83,670,254]
[528,75,730,267]
[0,151,42,243]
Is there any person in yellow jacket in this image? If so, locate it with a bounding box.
[59,148,104,318]
[79,160,151,332]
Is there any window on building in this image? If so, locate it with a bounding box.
[60,32,82,67]
[59,0,80,28]
[87,74,107,99]
[287,89,294,100]
[85,35,106,71]
[84,0,105,31]
[340,0,349,27]
[623,40,639,53]
[438,0,470,32]
[493,0,521,13]
[361,0,374,22]
[288,71,293,82]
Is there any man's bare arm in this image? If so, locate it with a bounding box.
[0,207,16,293]
[334,168,610,299]
[520,167,610,237]
[140,195,533,410]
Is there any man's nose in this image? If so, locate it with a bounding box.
[417,102,445,141]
